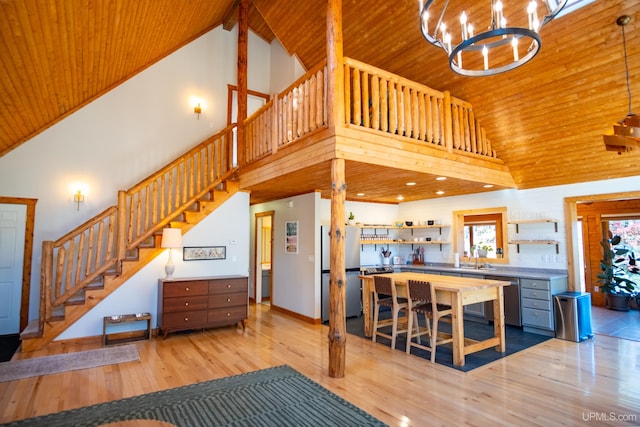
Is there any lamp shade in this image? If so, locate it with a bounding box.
[161,228,182,249]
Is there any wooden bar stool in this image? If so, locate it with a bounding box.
[372,275,409,349]
[406,279,453,362]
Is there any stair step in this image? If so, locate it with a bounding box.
[26,177,239,352]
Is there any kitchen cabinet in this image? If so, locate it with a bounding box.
[158,276,248,338]
[520,277,567,336]
[508,218,560,254]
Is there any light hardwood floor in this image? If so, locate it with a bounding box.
[1,303,639,426]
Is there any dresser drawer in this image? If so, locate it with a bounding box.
[209,278,248,294]
[521,288,550,301]
[162,310,208,329]
[522,307,553,329]
[209,292,247,308]
[520,278,551,291]
[521,297,552,311]
[163,295,208,313]
[208,306,247,324]
[163,281,209,297]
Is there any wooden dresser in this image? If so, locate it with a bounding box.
[157,276,248,338]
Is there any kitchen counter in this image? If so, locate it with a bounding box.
[395,264,568,280]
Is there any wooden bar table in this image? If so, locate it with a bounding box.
[360,272,511,367]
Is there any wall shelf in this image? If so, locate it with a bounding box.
[508,218,558,233]
[509,240,560,254]
[359,224,450,251]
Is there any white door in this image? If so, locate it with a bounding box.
[0,203,26,334]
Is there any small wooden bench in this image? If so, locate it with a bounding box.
[103,313,152,346]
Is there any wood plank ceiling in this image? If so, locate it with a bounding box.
[1,0,639,205]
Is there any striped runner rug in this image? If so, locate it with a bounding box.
[2,365,387,427]
[0,345,139,382]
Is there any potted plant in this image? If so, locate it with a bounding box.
[473,243,493,258]
[597,232,638,311]
[348,212,355,226]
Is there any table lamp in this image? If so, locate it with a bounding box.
[161,228,183,278]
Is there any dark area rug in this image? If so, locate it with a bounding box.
[346,312,552,372]
[0,335,20,363]
[1,365,387,427]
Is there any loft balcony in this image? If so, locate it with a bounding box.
[239,57,516,205]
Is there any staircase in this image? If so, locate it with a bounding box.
[21,125,239,352]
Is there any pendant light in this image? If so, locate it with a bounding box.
[603,15,640,154]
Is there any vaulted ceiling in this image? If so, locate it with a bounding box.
[1,0,639,204]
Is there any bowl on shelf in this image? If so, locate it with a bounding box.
[405,221,413,226]
[395,222,404,227]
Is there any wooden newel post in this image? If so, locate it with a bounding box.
[329,158,347,378]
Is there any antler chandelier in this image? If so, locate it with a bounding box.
[603,15,640,154]
[418,0,568,77]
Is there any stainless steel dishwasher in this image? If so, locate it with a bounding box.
[484,276,521,327]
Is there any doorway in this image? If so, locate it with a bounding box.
[0,197,37,336]
[254,211,274,305]
[566,191,640,306]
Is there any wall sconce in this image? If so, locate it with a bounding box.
[194,102,202,119]
[73,190,85,210]
[161,228,183,278]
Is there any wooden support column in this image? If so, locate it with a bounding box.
[329,158,347,378]
[236,0,249,167]
[327,0,346,378]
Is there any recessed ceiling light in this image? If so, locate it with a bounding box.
[357,192,365,196]
[436,190,445,195]
[406,182,416,186]
[397,195,404,200]
[436,177,447,181]
[483,184,494,188]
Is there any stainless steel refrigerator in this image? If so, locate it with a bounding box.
[321,225,361,322]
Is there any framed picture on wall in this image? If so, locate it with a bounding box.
[285,221,298,254]
[183,246,226,261]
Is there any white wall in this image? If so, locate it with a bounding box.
[0,26,273,322]
[58,192,250,339]
[250,192,321,319]
[269,39,306,94]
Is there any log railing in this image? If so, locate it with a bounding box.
[243,58,496,164]
[344,57,496,158]
[244,62,328,164]
[40,125,236,325]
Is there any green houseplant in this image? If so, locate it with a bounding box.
[347,212,355,225]
[597,232,639,311]
[473,243,493,258]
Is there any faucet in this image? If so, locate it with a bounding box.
[474,249,479,269]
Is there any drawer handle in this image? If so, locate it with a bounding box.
[185,287,190,291]
[185,302,189,306]
[226,312,231,317]
[227,284,232,288]
[184,317,189,321]
[227,298,231,302]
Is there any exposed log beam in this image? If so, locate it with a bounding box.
[222,0,241,31]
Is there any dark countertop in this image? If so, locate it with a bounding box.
[392,264,568,281]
